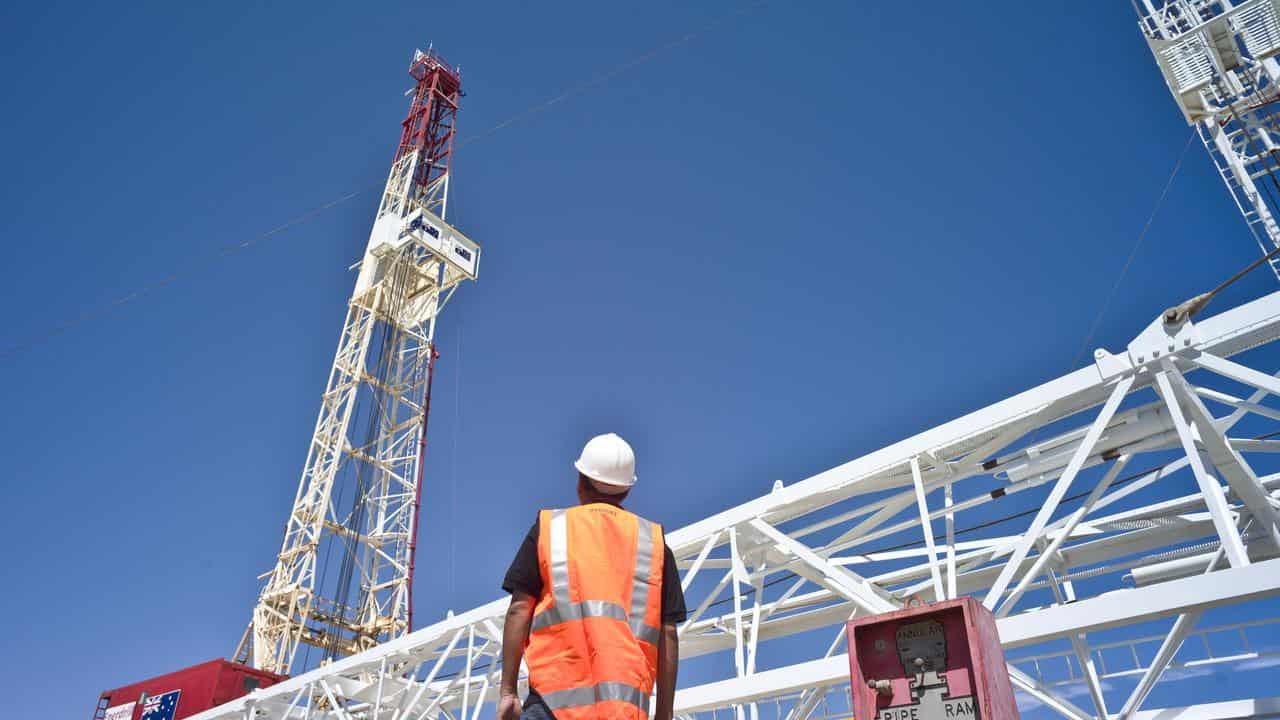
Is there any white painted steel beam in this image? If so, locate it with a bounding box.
[984,375,1133,612]
[1131,696,1280,719]
[997,558,1280,647]
[195,292,1280,720]
[1170,361,1280,545]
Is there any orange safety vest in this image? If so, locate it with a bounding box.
[526,503,665,720]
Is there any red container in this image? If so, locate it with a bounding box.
[94,659,286,720]
[846,597,1019,720]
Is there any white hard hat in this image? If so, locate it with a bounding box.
[574,433,637,493]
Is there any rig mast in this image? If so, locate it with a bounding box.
[235,49,480,675]
[1137,0,1280,280]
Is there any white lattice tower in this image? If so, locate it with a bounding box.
[235,48,481,676]
[1138,0,1280,280]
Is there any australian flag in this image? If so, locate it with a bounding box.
[139,690,181,720]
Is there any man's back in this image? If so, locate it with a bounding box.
[525,503,664,717]
[498,434,684,720]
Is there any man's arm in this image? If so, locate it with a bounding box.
[653,622,679,720]
[498,592,535,720]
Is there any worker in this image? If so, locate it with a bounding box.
[498,432,686,720]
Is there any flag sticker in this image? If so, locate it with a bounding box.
[139,690,181,720]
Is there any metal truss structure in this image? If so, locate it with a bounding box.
[1138,0,1280,280]
[234,49,479,676]
[192,9,1280,717]
[200,282,1280,718]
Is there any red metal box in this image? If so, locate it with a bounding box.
[846,597,1019,720]
[94,659,285,720]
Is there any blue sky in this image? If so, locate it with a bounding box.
[3,1,1280,717]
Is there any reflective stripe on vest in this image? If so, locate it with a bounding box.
[549,509,572,612]
[629,519,657,644]
[532,509,662,645]
[541,681,651,715]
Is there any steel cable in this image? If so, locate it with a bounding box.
[1067,129,1196,372]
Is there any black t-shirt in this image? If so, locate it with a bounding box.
[502,514,687,624]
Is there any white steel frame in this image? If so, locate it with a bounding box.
[234,119,472,675]
[1138,0,1280,280]
[200,284,1280,719]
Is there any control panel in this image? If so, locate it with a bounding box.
[846,597,1019,720]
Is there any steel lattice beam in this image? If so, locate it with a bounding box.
[195,287,1280,719]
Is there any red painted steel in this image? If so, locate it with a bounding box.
[394,49,461,205]
[95,659,285,720]
[847,597,1020,720]
[407,346,440,632]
